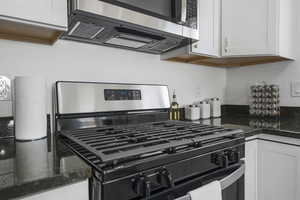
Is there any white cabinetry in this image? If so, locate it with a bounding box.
[162,0,295,67]
[0,0,67,27]
[192,0,221,57]
[245,140,258,200]
[0,0,67,44]
[21,180,89,200]
[192,0,293,58]
[220,0,276,57]
[257,140,300,200]
[245,136,300,200]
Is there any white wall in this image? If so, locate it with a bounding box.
[225,58,300,107]
[0,39,227,117]
[225,61,296,106]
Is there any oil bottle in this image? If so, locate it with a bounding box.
[170,90,179,120]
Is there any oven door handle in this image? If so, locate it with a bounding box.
[220,163,245,190]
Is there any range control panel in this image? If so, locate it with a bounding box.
[104,89,142,101]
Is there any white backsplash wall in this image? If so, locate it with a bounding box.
[225,57,300,106]
[0,39,226,117]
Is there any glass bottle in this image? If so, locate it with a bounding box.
[170,90,179,120]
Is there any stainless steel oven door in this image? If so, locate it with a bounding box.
[221,164,245,200]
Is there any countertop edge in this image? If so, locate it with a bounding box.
[245,128,300,146]
[1,169,91,200]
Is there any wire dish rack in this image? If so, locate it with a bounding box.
[249,83,280,118]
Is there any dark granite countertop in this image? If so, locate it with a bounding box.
[2,112,300,199]
[0,136,91,200]
[193,114,300,140]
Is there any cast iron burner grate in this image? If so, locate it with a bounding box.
[59,121,243,164]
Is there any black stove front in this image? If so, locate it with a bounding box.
[54,81,245,200]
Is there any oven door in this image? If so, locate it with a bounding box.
[146,163,245,200]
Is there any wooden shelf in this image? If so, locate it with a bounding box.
[165,54,292,67]
[0,18,64,45]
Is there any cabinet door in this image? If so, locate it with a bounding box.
[0,0,67,28]
[221,0,277,56]
[257,140,300,200]
[191,0,221,57]
[245,140,258,200]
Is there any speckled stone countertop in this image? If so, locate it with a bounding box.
[193,114,300,140]
[0,136,91,200]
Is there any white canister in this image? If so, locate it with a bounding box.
[199,101,210,119]
[185,105,200,121]
[210,98,221,118]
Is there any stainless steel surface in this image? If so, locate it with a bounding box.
[160,38,211,61]
[181,0,187,24]
[56,82,170,114]
[160,45,191,60]
[175,164,245,200]
[0,76,11,101]
[220,163,245,190]
[72,0,199,40]
[68,21,104,39]
[56,110,168,131]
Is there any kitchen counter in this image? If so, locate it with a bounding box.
[2,113,300,199]
[193,114,300,141]
[0,135,91,200]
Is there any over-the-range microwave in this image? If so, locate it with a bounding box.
[61,0,199,54]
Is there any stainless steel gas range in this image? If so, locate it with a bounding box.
[54,81,245,200]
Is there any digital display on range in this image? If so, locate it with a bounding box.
[104,89,142,101]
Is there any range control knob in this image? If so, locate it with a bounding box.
[132,175,144,196]
[132,174,152,200]
[211,152,229,168]
[225,150,241,163]
[226,150,236,162]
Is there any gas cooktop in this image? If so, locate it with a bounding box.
[59,121,243,168]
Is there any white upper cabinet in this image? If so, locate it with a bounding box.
[221,0,276,56]
[0,0,67,44]
[191,0,295,59]
[191,0,221,57]
[0,0,67,29]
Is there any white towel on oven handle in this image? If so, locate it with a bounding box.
[188,180,222,200]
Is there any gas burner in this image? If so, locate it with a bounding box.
[60,121,242,164]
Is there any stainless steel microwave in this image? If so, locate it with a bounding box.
[99,0,199,33]
[61,0,199,54]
